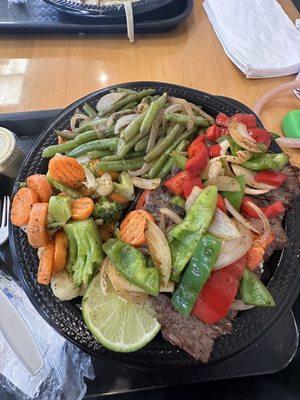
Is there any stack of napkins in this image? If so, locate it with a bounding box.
[203,0,300,78]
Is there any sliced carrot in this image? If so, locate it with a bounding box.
[135,190,150,209]
[108,192,129,205]
[98,223,115,242]
[246,232,275,271]
[52,231,68,273]
[48,155,85,189]
[27,174,53,203]
[27,203,49,248]
[10,187,39,227]
[120,210,155,247]
[71,197,95,221]
[98,169,119,181]
[37,241,55,285]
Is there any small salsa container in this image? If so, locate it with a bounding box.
[0,127,24,178]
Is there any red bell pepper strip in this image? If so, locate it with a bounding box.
[241,197,285,219]
[187,135,206,158]
[207,144,221,158]
[254,170,288,187]
[163,171,187,196]
[182,175,203,199]
[216,113,230,127]
[185,144,208,177]
[248,128,272,149]
[192,255,246,324]
[230,113,257,128]
[205,125,224,142]
[217,194,227,213]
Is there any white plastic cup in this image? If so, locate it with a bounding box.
[0,127,25,178]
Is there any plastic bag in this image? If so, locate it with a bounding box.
[0,271,95,399]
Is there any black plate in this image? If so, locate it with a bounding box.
[42,0,174,17]
[10,82,300,371]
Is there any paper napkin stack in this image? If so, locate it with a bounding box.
[203,0,300,78]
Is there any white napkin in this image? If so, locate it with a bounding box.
[203,0,300,78]
[0,271,94,399]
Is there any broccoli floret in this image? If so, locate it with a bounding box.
[92,197,124,224]
[113,172,135,201]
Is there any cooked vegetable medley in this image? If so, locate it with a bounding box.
[11,87,300,363]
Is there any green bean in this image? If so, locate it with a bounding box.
[56,130,76,140]
[164,112,210,127]
[147,155,169,179]
[74,117,107,134]
[74,130,99,145]
[140,93,167,137]
[116,88,138,94]
[42,140,78,158]
[87,150,113,159]
[117,129,147,159]
[158,140,189,179]
[135,136,149,152]
[101,151,144,162]
[98,89,156,116]
[68,138,119,158]
[83,102,97,118]
[122,101,138,110]
[121,112,146,142]
[97,157,144,172]
[144,124,182,163]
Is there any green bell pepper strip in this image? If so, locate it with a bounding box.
[170,196,185,208]
[240,268,275,306]
[172,233,221,315]
[102,239,161,296]
[228,137,242,156]
[222,175,245,211]
[171,151,187,170]
[48,195,72,223]
[47,173,82,199]
[242,153,289,171]
[169,185,218,281]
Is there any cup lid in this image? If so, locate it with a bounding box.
[0,127,16,165]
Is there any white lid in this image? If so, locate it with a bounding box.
[0,127,16,165]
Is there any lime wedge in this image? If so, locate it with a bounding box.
[82,273,160,352]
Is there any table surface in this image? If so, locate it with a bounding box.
[0,0,299,160]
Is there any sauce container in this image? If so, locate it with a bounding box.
[0,127,24,178]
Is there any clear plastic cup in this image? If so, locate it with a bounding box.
[0,127,25,178]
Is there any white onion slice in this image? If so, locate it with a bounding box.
[236,150,253,162]
[231,164,277,190]
[247,201,271,244]
[96,92,127,115]
[231,300,255,311]
[213,155,245,164]
[208,209,241,241]
[159,208,182,225]
[228,122,264,153]
[185,186,202,212]
[114,114,139,135]
[208,160,225,179]
[214,221,253,269]
[219,139,231,156]
[224,198,261,234]
[188,102,215,125]
[145,220,172,286]
[205,176,240,192]
[158,212,166,232]
[276,137,300,148]
[128,162,152,177]
[132,177,161,190]
[70,113,89,131]
[244,187,271,195]
[169,96,195,130]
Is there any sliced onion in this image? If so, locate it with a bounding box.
[159,208,183,225]
[231,300,255,311]
[205,176,240,192]
[214,155,245,164]
[132,177,161,190]
[228,122,264,153]
[96,92,127,115]
[147,110,163,152]
[276,137,300,148]
[188,102,215,125]
[70,113,89,131]
[208,160,225,179]
[208,209,241,240]
[224,198,261,234]
[231,164,277,190]
[244,187,271,195]
[219,139,231,156]
[128,162,152,177]
[247,201,271,244]
[169,96,195,130]
[163,104,182,129]
[236,150,252,162]
[145,220,172,286]
[185,186,202,212]
[114,114,139,135]
[100,258,109,296]
[83,166,97,191]
[158,212,166,232]
[214,221,253,269]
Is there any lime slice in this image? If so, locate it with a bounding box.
[82,273,160,352]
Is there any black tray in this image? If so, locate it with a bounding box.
[0,108,298,396]
[0,0,193,34]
